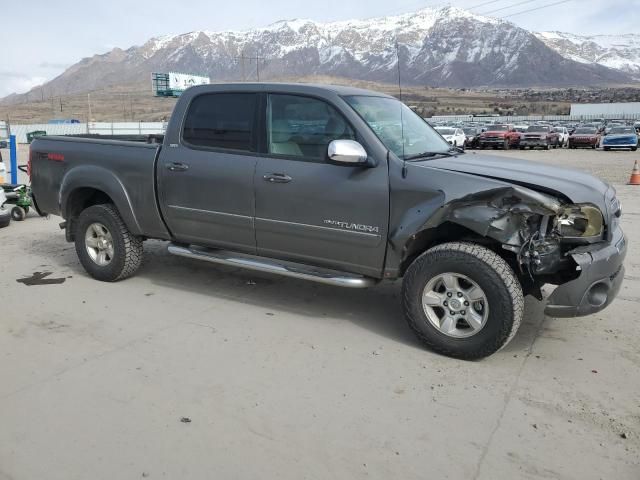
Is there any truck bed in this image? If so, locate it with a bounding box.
[30,135,171,240]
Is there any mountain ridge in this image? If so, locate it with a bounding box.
[2,6,633,105]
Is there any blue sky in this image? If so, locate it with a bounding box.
[1,0,637,97]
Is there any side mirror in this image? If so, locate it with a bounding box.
[327,140,369,166]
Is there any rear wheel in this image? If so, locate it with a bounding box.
[75,204,143,282]
[402,242,524,360]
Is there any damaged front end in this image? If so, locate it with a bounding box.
[404,185,614,301]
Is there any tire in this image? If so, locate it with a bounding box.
[604,147,610,151]
[545,143,551,150]
[0,209,10,228]
[519,146,525,150]
[74,204,143,282]
[11,206,26,221]
[402,242,524,360]
[632,147,637,152]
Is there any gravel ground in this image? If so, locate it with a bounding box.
[0,145,639,479]
[486,146,638,185]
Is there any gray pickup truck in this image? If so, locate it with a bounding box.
[30,83,626,359]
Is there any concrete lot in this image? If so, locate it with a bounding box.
[1,147,639,479]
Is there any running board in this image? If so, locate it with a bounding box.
[167,244,378,288]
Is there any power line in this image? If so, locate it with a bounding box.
[467,0,506,10]
[501,0,574,17]
[479,0,537,15]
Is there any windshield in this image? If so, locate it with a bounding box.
[526,126,548,132]
[574,128,596,134]
[345,95,451,159]
[436,128,455,135]
[610,127,635,135]
[487,125,508,131]
[463,128,477,135]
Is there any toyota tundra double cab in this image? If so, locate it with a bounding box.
[29,83,627,359]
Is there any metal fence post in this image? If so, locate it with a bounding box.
[9,135,17,184]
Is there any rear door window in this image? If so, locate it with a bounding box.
[183,93,258,152]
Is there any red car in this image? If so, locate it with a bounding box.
[568,127,601,149]
[519,125,561,150]
[478,124,520,150]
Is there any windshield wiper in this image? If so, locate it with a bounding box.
[404,147,463,161]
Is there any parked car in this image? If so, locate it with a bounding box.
[603,126,639,151]
[0,140,8,149]
[29,83,627,360]
[435,127,466,149]
[553,127,570,147]
[478,124,520,150]
[568,127,601,149]
[604,123,624,135]
[462,127,482,149]
[519,125,561,150]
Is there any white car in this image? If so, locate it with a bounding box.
[435,127,466,149]
[553,127,570,147]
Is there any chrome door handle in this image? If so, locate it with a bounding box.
[263,173,292,183]
[166,162,189,172]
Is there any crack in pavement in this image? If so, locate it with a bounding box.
[471,312,548,480]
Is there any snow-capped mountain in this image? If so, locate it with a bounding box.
[536,32,640,77]
[3,7,631,103]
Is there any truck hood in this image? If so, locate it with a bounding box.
[422,153,611,211]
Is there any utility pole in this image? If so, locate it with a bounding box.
[87,93,92,122]
[233,52,265,82]
[59,97,63,113]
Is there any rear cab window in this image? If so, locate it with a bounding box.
[182,93,258,152]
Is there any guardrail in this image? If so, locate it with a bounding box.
[7,122,168,143]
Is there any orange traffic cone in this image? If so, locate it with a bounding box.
[629,160,640,185]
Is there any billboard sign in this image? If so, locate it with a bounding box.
[168,73,210,90]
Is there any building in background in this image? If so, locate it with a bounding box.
[570,103,640,118]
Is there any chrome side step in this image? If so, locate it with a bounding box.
[167,244,378,288]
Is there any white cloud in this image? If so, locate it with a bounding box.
[0,75,47,98]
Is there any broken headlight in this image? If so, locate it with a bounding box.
[556,204,604,239]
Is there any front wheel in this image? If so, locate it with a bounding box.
[402,242,524,360]
[11,206,26,221]
[75,204,143,282]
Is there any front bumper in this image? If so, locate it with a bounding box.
[545,225,627,318]
[603,143,637,149]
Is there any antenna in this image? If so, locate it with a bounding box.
[396,38,407,178]
[395,40,403,102]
